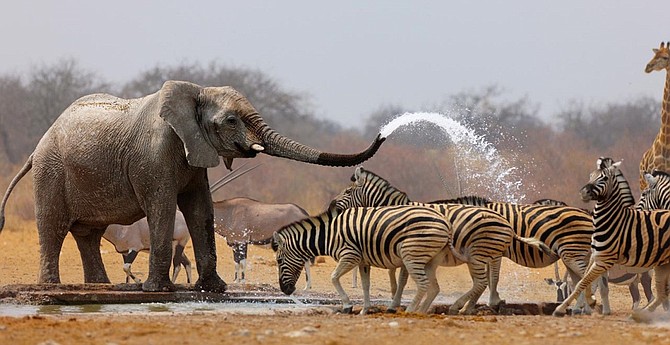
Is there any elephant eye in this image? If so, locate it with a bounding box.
[225,115,238,127]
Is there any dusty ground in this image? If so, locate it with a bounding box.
[2,227,670,344]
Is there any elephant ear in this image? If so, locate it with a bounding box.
[159,80,220,168]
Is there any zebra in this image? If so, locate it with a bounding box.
[639,170,670,210]
[272,203,458,315]
[335,168,556,314]
[344,166,603,314]
[532,198,654,310]
[553,157,670,316]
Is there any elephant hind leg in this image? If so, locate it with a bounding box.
[71,225,110,283]
[36,217,70,284]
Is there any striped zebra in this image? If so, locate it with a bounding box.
[639,170,670,210]
[335,168,556,314]
[344,167,603,314]
[533,199,655,310]
[272,203,457,315]
[553,157,670,316]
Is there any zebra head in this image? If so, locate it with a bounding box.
[272,230,306,295]
[333,185,356,211]
[639,171,670,210]
[580,157,622,202]
[338,166,408,208]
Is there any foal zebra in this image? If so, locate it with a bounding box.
[553,157,670,316]
[345,167,603,313]
[336,167,556,314]
[272,203,457,314]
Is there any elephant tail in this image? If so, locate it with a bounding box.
[0,153,33,233]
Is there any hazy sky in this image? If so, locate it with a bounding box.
[1,1,668,129]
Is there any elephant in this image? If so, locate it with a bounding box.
[0,80,385,292]
[212,197,312,287]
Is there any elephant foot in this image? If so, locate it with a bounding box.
[195,275,227,293]
[84,273,111,284]
[142,276,176,292]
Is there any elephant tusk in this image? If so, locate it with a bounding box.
[224,158,234,171]
[251,144,265,152]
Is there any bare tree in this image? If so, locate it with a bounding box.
[0,76,32,163]
[557,97,657,150]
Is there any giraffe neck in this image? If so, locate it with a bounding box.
[661,68,670,143]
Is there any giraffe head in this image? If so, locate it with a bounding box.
[645,41,670,73]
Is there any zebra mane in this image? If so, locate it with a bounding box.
[651,170,670,178]
[354,168,409,199]
[428,195,492,205]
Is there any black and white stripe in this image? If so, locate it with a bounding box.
[335,167,556,314]
[272,204,455,314]
[553,157,670,316]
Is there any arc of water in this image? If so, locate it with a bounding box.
[378,112,525,203]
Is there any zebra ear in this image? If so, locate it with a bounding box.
[354,166,365,185]
[645,173,657,188]
[612,160,622,168]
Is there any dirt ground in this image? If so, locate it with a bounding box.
[2,227,670,344]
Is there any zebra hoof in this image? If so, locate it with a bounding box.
[341,307,353,314]
[552,309,566,317]
[386,308,397,314]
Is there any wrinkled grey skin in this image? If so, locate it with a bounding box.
[0,80,385,292]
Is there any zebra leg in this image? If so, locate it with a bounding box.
[123,250,141,284]
[629,278,642,310]
[553,260,611,317]
[351,266,358,288]
[388,266,409,313]
[640,271,656,307]
[486,256,504,307]
[359,265,372,315]
[389,267,398,297]
[331,257,359,314]
[597,274,611,315]
[645,264,670,312]
[303,260,312,290]
[417,254,443,314]
[564,260,593,314]
[403,261,430,314]
[450,259,488,315]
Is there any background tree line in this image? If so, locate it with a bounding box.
[0,58,661,225]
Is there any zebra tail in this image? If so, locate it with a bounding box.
[514,235,558,260]
[448,238,470,263]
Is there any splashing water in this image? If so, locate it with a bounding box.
[379,112,526,203]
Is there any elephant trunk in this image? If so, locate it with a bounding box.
[246,116,385,167]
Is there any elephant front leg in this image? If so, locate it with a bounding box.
[178,175,226,293]
[143,207,178,292]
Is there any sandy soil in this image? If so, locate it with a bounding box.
[1,227,670,344]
